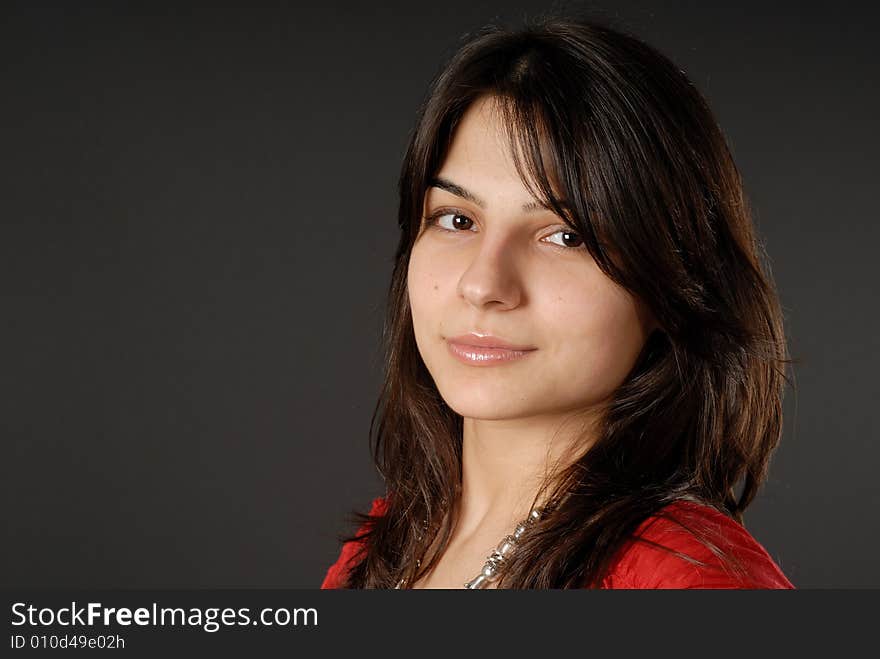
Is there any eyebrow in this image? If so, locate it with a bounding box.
[427,176,566,214]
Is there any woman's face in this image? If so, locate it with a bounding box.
[407,96,655,423]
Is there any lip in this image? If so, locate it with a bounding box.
[447,333,536,350]
[446,333,537,366]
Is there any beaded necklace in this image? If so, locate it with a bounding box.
[394,508,544,589]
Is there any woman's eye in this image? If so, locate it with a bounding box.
[545,229,584,249]
[427,212,475,231]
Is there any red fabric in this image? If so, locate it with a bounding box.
[321,496,794,589]
[321,496,387,589]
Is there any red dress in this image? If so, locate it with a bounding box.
[321,496,794,589]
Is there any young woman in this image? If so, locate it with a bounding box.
[322,14,794,589]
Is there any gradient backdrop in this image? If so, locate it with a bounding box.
[2,1,877,588]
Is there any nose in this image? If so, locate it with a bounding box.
[456,235,524,310]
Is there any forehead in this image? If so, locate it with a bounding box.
[426,97,571,219]
[440,97,517,175]
[429,98,552,205]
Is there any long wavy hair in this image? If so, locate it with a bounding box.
[340,12,792,588]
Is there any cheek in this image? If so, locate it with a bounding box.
[408,245,439,294]
[407,243,447,338]
[548,277,648,384]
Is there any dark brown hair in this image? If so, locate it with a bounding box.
[340,12,792,588]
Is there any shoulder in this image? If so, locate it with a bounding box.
[602,500,795,589]
[320,496,388,589]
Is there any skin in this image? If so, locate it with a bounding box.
[406,95,656,588]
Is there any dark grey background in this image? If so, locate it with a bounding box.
[2,1,877,588]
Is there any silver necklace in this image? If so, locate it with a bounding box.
[394,508,544,589]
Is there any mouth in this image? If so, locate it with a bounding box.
[445,332,537,351]
[445,338,537,366]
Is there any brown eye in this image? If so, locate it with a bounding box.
[546,229,584,249]
[429,212,475,231]
[451,214,473,230]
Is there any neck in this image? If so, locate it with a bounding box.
[455,410,598,538]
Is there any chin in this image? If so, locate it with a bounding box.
[433,384,536,421]
[443,402,530,421]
